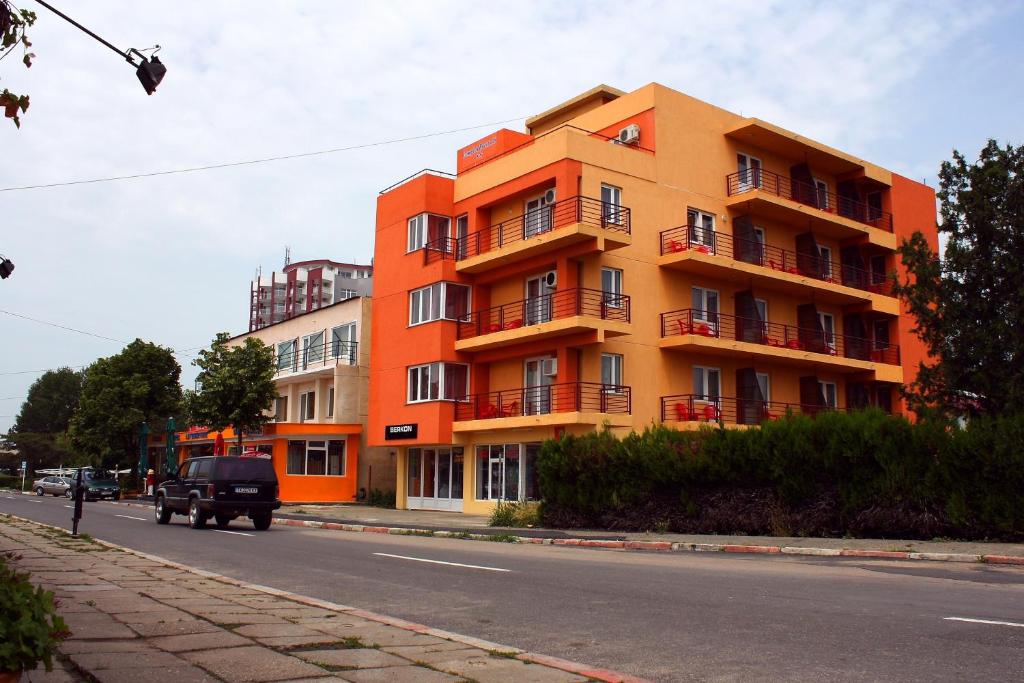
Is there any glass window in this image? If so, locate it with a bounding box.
[475,443,539,501]
[331,323,356,361]
[451,450,464,498]
[523,443,541,501]
[601,353,623,391]
[814,178,830,209]
[327,440,345,476]
[693,366,721,401]
[410,283,471,325]
[277,340,296,371]
[299,391,315,421]
[476,446,490,500]
[443,363,469,401]
[327,387,334,418]
[687,209,715,247]
[691,287,719,328]
[601,268,623,308]
[408,362,469,403]
[819,381,838,408]
[601,184,622,224]
[195,459,213,479]
[306,442,327,476]
[407,214,426,252]
[274,396,288,421]
[503,444,520,501]
[818,246,834,278]
[287,441,305,475]
[303,331,324,368]
[444,283,471,320]
[408,448,422,497]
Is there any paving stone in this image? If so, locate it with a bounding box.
[429,653,588,683]
[308,623,447,647]
[340,667,462,683]
[68,650,186,670]
[63,614,138,640]
[200,612,289,625]
[234,623,326,638]
[183,645,328,683]
[387,647,488,665]
[294,648,411,669]
[60,639,151,654]
[252,634,343,649]
[24,660,82,682]
[89,665,218,683]
[381,642,479,659]
[126,619,222,637]
[149,630,253,652]
[262,606,338,619]
[111,609,198,624]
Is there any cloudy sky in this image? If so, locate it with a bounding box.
[2,0,1022,433]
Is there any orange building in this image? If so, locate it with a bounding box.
[368,83,937,515]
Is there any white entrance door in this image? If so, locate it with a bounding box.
[524,358,554,415]
[525,275,555,325]
[406,448,464,512]
[524,195,553,238]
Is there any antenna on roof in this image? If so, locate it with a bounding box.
[284,246,291,267]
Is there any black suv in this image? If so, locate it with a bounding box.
[154,456,280,531]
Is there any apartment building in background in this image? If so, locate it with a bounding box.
[249,257,373,331]
[368,83,937,514]
[179,297,395,502]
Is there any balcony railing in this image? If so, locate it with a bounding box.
[660,394,870,425]
[659,225,891,295]
[424,196,631,264]
[274,340,358,375]
[454,381,631,421]
[660,308,900,364]
[456,288,630,340]
[726,168,893,232]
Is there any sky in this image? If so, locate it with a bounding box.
[1,0,1022,434]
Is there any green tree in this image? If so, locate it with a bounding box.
[894,140,1024,417]
[6,368,82,469]
[69,340,182,470]
[1,0,36,127]
[187,333,277,454]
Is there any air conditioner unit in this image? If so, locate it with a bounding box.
[543,271,557,288]
[543,188,556,204]
[618,124,640,145]
[542,358,558,376]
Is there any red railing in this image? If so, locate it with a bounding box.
[424,196,630,264]
[454,381,631,421]
[659,224,891,295]
[456,288,630,340]
[726,168,893,232]
[660,394,858,425]
[659,309,900,365]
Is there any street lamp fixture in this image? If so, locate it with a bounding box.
[35,1,166,95]
[0,254,13,279]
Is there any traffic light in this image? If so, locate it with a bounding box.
[136,56,166,95]
[0,257,13,279]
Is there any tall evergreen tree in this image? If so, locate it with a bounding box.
[894,140,1024,417]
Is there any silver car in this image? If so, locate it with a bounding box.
[32,476,73,497]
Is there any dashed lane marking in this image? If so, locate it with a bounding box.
[212,529,254,537]
[945,617,1024,628]
[114,514,148,522]
[373,552,511,572]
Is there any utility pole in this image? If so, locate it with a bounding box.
[34,1,166,94]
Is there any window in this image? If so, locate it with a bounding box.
[869,254,887,286]
[277,339,297,372]
[407,362,469,403]
[286,439,346,476]
[691,286,719,331]
[409,213,451,252]
[455,214,469,259]
[601,184,622,224]
[287,441,305,475]
[302,331,324,369]
[866,191,883,220]
[813,178,830,209]
[475,443,540,501]
[737,153,762,189]
[601,353,623,393]
[819,381,838,409]
[409,283,471,325]
[818,312,836,351]
[601,267,623,308]
[331,323,357,362]
[687,208,715,247]
[299,391,315,421]
[338,289,358,300]
[873,320,890,350]
[693,366,721,402]
[327,387,334,418]
[818,245,833,279]
[306,441,327,476]
[756,373,771,403]
[327,440,345,476]
[274,396,288,421]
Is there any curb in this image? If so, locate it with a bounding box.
[2,513,649,683]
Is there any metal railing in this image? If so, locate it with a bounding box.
[274,340,358,375]
[456,288,630,340]
[659,308,899,364]
[659,224,891,295]
[660,394,868,425]
[454,381,631,421]
[726,168,893,232]
[424,196,631,264]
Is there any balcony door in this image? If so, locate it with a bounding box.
[525,274,555,325]
[524,194,553,238]
[524,357,554,415]
[737,153,762,190]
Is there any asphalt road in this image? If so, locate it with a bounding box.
[3,491,1024,682]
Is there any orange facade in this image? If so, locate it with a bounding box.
[368,83,937,514]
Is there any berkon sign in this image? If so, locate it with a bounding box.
[384,423,418,440]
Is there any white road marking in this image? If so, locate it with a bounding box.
[373,552,511,572]
[27,499,41,503]
[64,505,73,509]
[945,617,1024,629]
[212,529,254,537]
[114,514,148,522]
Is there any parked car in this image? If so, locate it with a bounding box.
[154,455,280,531]
[81,469,121,501]
[32,476,73,497]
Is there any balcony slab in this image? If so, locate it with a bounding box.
[454,317,630,352]
[456,223,631,274]
[452,411,632,433]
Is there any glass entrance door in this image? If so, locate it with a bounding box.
[525,275,554,325]
[406,447,463,511]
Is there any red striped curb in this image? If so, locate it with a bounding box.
[3,514,649,683]
[984,555,1024,566]
[838,549,910,559]
[722,544,781,554]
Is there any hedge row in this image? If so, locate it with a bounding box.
[536,410,1024,540]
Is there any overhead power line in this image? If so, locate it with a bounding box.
[0,116,529,193]
[1,309,127,344]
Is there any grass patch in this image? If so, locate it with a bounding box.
[488,500,541,528]
[485,534,519,543]
[394,529,434,537]
[283,637,368,652]
[488,649,518,658]
[450,531,472,540]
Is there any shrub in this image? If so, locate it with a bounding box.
[0,552,70,673]
[366,489,396,509]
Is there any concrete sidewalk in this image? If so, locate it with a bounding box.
[0,514,642,683]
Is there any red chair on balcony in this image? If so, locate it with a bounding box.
[677,320,692,335]
[486,323,502,334]
[504,319,523,330]
[480,404,499,419]
[786,339,806,350]
[694,323,713,336]
[762,406,779,421]
[674,403,694,421]
[702,403,720,421]
[667,239,686,253]
[768,260,783,271]
[500,400,519,418]
[694,245,711,254]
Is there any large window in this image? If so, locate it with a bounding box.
[693,366,721,402]
[407,362,469,403]
[302,331,324,368]
[691,286,719,330]
[601,353,623,392]
[409,283,471,325]
[687,208,715,247]
[475,443,541,501]
[274,396,288,421]
[277,339,297,372]
[331,323,357,362]
[287,439,346,476]
[819,381,838,409]
[601,267,623,308]
[601,184,622,225]
[407,213,450,252]
[299,391,315,421]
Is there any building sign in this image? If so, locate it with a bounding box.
[385,423,418,440]
[185,430,209,440]
[462,136,497,159]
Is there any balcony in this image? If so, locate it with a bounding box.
[658,225,897,311]
[424,196,631,273]
[659,309,901,380]
[660,394,885,427]
[453,381,631,431]
[274,340,358,377]
[454,288,630,352]
[725,169,895,245]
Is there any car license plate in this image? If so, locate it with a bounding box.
[234,487,259,494]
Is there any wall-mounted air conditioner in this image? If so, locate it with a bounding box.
[618,124,640,145]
